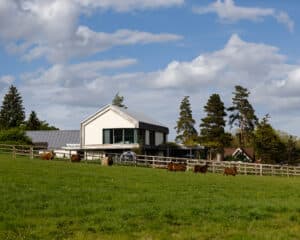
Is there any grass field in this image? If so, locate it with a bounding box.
[1,154,300,240]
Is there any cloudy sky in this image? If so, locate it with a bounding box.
[0,0,299,140]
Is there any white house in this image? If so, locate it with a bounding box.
[80,105,169,152]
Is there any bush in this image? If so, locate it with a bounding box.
[0,128,32,145]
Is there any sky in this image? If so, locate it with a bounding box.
[0,0,300,140]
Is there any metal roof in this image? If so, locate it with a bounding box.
[26,130,80,149]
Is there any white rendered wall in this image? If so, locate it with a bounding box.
[155,132,164,146]
[83,109,136,145]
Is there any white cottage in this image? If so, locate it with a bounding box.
[80,105,169,153]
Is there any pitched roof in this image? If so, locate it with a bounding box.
[26,130,80,149]
[224,147,255,161]
[113,105,166,127]
[81,104,169,133]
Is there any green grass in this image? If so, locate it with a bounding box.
[0,154,300,239]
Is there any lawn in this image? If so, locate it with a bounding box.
[0,154,300,240]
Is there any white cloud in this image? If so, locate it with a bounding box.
[7,35,300,138]
[153,34,286,89]
[0,0,182,63]
[193,0,294,32]
[76,0,184,12]
[275,11,294,33]
[22,26,182,62]
[0,75,15,85]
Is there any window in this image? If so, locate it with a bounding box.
[124,129,134,144]
[114,129,123,144]
[150,131,155,146]
[103,129,113,144]
[103,129,138,144]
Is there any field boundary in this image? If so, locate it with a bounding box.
[129,155,300,177]
[1,144,300,177]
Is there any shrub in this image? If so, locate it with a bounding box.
[0,128,32,145]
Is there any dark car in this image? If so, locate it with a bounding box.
[120,151,137,162]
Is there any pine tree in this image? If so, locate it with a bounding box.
[200,94,230,154]
[26,111,41,130]
[228,85,258,147]
[253,115,286,164]
[0,85,25,129]
[25,110,58,130]
[175,96,197,145]
[112,93,127,109]
[286,135,297,165]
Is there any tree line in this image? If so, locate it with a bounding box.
[0,85,58,144]
[175,85,299,165]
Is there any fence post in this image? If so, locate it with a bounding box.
[271,165,274,176]
[12,146,16,159]
[212,161,215,173]
[152,156,155,168]
[260,164,263,176]
[244,164,247,175]
[30,147,34,159]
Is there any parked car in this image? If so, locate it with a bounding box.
[120,151,136,162]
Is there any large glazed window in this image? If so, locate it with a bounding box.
[103,129,138,144]
[103,129,113,144]
[124,129,134,143]
[114,129,123,144]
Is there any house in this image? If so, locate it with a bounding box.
[80,104,169,154]
[224,147,255,162]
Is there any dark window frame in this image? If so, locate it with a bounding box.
[103,128,138,144]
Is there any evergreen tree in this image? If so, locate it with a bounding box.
[253,115,286,164]
[200,94,230,154]
[175,96,197,145]
[228,85,258,147]
[24,111,58,130]
[0,85,25,129]
[39,121,59,130]
[26,111,41,130]
[112,93,127,109]
[286,135,297,165]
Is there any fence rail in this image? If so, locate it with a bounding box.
[131,154,300,177]
[0,144,46,159]
[1,144,300,177]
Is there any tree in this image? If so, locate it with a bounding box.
[175,96,197,145]
[200,94,231,158]
[25,111,58,130]
[0,128,32,145]
[112,93,127,109]
[26,111,41,130]
[286,135,297,164]
[253,115,286,164]
[39,121,59,130]
[228,85,258,147]
[0,85,25,129]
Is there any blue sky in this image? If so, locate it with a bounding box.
[0,0,300,140]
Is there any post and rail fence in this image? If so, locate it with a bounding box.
[1,143,300,177]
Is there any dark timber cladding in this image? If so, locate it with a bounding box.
[139,122,169,134]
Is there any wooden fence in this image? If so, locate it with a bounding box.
[1,144,300,177]
[0,144,46,159]
[120,154,300,177]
